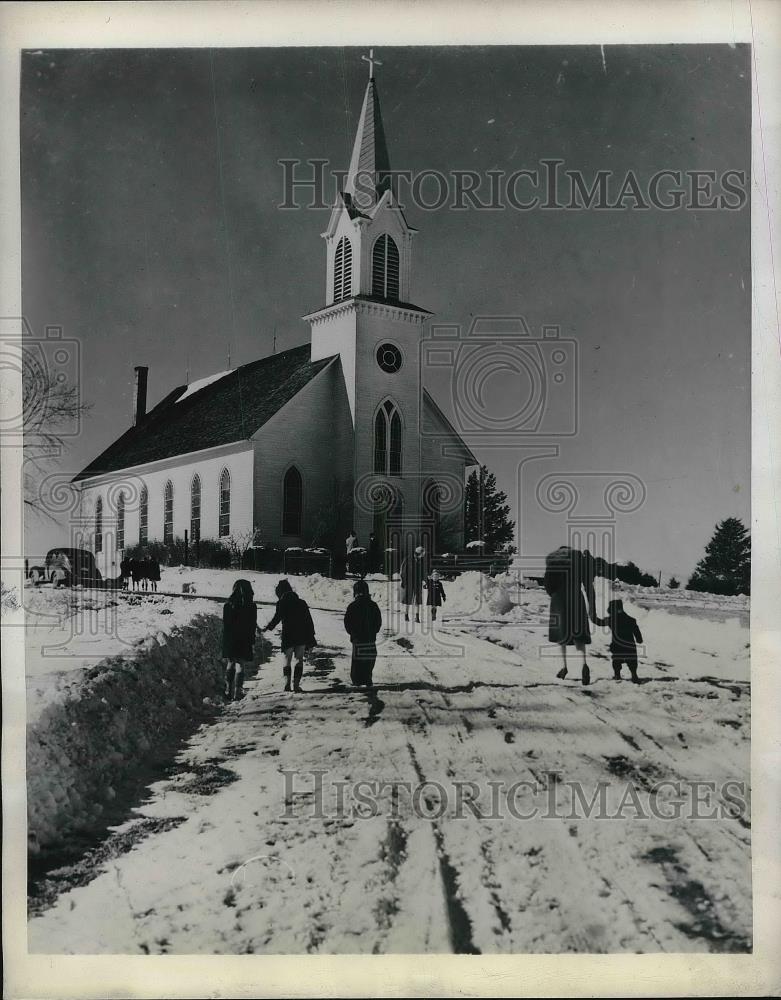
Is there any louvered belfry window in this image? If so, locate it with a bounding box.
[333,236,353,302]
[372,234,400,300]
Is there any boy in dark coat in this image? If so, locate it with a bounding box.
[344,580,383,687]
[222,579,259,700]
[261,579,316,692]
[594,598,644,682]
[425,569,447,621]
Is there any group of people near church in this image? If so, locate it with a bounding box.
[220,543,644,701]
[120,554,161,592]
[221,540,448,700]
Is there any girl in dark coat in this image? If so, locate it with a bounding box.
[544,546,597,686]
[344,580,383,687]
[261,579,316,692]
[222,579,258,700]
[425,569,447,621]
[399,545,430,623]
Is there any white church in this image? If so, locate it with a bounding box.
[74,59,477,577]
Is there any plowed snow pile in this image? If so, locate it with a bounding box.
[27,613,225,853]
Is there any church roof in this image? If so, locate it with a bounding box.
[73,344,333,482]
[343,77,391,213]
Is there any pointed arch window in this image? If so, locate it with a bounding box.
[372,234,400,300]
[190,474,201,541]
[163,480,174,545]
[283,466,303,536]
[139,484,148,544]
[374,400,403,476]
[333,236,353,302]
[94,496,103,553]
[219,469,231,537]
[116,491,125,551]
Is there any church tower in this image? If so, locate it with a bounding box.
[304,55,431,547]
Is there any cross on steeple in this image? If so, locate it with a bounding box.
[361,48,382,79]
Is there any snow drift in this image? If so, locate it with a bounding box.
[27,614,230,854]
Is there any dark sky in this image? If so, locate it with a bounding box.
[22,45,750,577]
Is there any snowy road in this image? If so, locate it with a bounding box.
[28,598,751,954]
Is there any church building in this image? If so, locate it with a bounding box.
[73,61,477,576]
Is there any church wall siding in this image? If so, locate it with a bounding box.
[252,360,353,549]
[76,445,253,578]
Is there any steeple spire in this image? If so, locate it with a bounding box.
[343,61,391,213]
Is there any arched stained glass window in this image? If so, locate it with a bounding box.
[190,474,201,541]
[283,466,303,536]
[374,400,402,476]
[219,469,230,537]
[116,491,125,551]
[163,480,174,545]
[139,485,148,544]
[95,496,103,553]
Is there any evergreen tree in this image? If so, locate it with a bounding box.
[687,517,750,595]
[615,560,657,588]
[464,469,482,546]
[668,577,680,589]
[463,465,516,554]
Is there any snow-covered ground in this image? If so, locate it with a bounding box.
[25,570,751,954]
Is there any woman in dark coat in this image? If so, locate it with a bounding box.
[344,580,383,687]
[222,579,258,700]
[544,546,598,686]
[399,545,430,623]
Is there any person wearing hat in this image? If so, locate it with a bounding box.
[425,568,447,622]
[399,543,430,623]
[344,580,383,687]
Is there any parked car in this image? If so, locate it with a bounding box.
[28,548,101,587]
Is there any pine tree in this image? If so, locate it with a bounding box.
[687,517,750,595]
[464,469,482,545]
[463,465,516,554]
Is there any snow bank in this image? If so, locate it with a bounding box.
[27,614,229,854]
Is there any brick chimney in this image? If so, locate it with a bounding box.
[133,366,148,426]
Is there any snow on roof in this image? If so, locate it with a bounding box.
[177,369,233,402]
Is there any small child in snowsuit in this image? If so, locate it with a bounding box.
[344,580,383,687]
[595,598,644,682]
[425,569,447,621]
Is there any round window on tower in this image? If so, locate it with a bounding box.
[376,343,403,374]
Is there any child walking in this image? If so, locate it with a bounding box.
[344,580,383,687]
[595,598,644,682]
[222,579,259,700]
[261,579,317,692]
[425,569,447,621]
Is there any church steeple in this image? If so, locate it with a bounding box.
[343,74,391,213]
